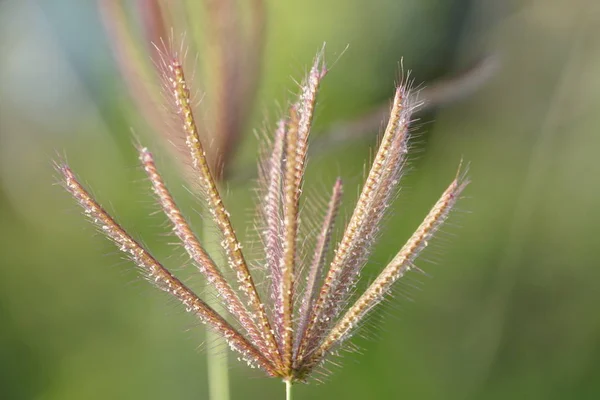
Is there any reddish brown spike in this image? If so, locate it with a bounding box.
[298,83,414,361]
[57,164,278,376]
[299,173,468,375]
[138,146,281,368]
[294,178,343,364]
[263,119,287,337]
[316,85,416,340]
[158,53,283,369]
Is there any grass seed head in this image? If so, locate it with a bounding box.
[58,48,467,383]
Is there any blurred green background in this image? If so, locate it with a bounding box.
[1,0,600,399]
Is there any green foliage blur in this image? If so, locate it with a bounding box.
[1,0,600,399]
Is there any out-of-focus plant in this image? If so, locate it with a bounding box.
[99,0,494,182]
[100,0,266,180]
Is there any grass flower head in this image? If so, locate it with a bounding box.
[57,46,468,388]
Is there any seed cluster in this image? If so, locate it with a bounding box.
[58,49,467,383]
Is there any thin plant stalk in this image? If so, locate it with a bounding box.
[204,222,230,400]
[285,379,293,400]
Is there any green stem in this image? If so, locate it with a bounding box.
[285,380,293,400]
[204,222,230,400]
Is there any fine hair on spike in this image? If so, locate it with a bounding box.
[58,46,468,384]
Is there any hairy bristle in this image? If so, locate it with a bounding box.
[319,83,415,332]
[57,164,278,375]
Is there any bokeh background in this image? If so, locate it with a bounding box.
[1,0,600,399]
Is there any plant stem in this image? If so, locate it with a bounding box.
[285,380,293,400]
[204,222,230,400]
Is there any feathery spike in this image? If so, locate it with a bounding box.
[139,146,282,367]
[60,49,469,384]
[299,172,468,375]
[299,84,413,360]
[159,53,282,369]
[57,164,278,376]
[318,84,416,333]
[279,107,301,373]
[276,51,327,376]
[294,178,343,363]
[264,119,287,314]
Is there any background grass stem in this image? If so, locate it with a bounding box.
[204,221,231,400]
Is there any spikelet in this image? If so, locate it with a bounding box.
[58,49,468,383]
